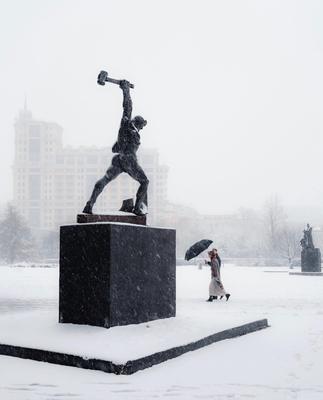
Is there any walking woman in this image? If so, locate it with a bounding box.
[206,249,230,302]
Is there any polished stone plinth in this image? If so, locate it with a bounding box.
[301,248,321,272]
[77,212,146,226]
[59,222,176,328]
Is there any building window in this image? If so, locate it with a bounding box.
[29,175,41,200]
[86,175,96,193]
[29,138,40,162]
[29,208,40,227]
[87,155,98,164]
[56,155,64,164]
[29,125,40,138]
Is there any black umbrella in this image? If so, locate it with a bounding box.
[185,239,213,261]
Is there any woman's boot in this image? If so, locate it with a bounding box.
[225,294,231,301]
[206,296,213,302]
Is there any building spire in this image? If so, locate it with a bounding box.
[19,94,32,120]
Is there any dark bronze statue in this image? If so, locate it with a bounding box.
[300,223,321,272]
[301,223,315,250]
[83,73,148,216]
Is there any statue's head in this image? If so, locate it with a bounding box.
[132,115,147,131]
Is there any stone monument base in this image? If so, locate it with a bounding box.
[289,271,323,276]
[301,248,321,272]
[59,222,176,328]
[0,316,268,375]
[77,212,146,226]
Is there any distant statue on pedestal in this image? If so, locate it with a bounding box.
[300,223,321,272]
[301,223,315,250]
[82,71,148,217]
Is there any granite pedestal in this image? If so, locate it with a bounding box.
[59,222,176,328]
[301,248,321,273]
[77,212,146,226]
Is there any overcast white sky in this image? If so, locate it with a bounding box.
[1,0,323,215]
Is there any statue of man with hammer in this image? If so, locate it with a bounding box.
[82,72,148,216]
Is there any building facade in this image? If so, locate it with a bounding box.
[13,108,168,232]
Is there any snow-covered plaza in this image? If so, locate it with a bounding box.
[0,263,322,400]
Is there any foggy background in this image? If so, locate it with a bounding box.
[1,0,323,263]
[1,0,323,215]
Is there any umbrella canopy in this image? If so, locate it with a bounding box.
[185,239,213,261]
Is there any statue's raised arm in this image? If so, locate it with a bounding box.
[112,80,132,154]
[120,80,133,121]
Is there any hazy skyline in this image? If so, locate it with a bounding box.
[1,0,323,216]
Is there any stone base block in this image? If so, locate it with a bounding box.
[289,272,323,276]
[301,248,321,272]
[77,212,146,226]
[59,223,176,328]
[0,319,269,375]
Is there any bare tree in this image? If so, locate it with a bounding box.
[0,204,36,264]
[40,230,59,260]
[263,195,286,254]
[277,225,301,265]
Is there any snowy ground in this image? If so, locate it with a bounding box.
[0,264,323,399]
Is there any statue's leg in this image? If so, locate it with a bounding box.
[82,156,122,214]
[121,156,149,215]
